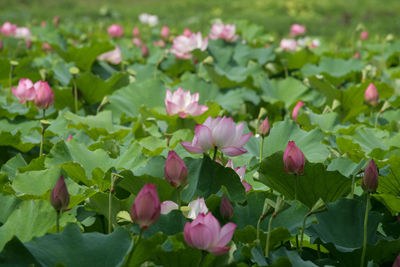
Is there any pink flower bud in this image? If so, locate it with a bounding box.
[161,26,170,40]
[364,83,379,107]
[164,150,188,187]
[292,101,305,122]
[354,51,360,59]
[362,159,379,192]
[132,37,143,47]
[1,22,17,36]
[130,184,161,230]
[50,176,70,212]
[132,27,140,37]
[12,78,35,104]
[141,44,149,58]
[393,254,400,267]
[107,24,123,38]
[283,141,305,175]
[184,212,236,255]
[258,117,270,137]
[360,31,369,40]
[290,24,306,36]
[33,81,54,109]
[220,196,234,220]
[53,16,60,28]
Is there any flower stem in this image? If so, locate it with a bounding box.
[374,111,379,128]
[360,193,370,267]
[299,213,309,251]
[39,109,46,157]
[56,210,60,233]
[108,174,115,234]
[265,212,275,258]
[259,136,264,164]
[212,147,218,161]
[73,78,78,114]
[125,229,143,266]
[199,250,207,267]
[294,174,298,201]
[177,186,182,210]
[256,215,263,245]
[351,174,355,199]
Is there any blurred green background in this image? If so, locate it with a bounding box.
[1,0,400,42]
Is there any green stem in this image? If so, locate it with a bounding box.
[256,215,263,245]
[374,111,379,128]
[265,213,275,258]
[56,210,60,233]
[360,193,370,267]
[125,230,143,266]
[317,244,321,259]
[212,147,218,161]
[351,175,355,199]
[177,186,182,210]
[198,250,207,267]
[299,213,309,251]
[108,174,115,234]
[294,174,298,201]
[259,136,264,164]
[73,78,78,114]
[39,109,46,157]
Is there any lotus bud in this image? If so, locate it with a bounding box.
[283,141,305,175]
[141,44,149,58]
[161,26,170,40]
[50,176,70,212]
[290,24,306,36]
[130,184,161,230]
[33,81,54,109]
[362,159,379,192]
[360,31,369,40]
[220,196,234,220]
[364,83,379,107]
[132,27,140,37]
[107,24,123,38]
[258,117,270,137]
[164,151,188,187]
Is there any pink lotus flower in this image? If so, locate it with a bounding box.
[161,26,170,39]
[188,198,209,219]
[225,160,251,193]
[220,196,234,220]
[170,32,208,59]
[164,150,188,187]
[292,101,305,121]
[181,116,252,157]
[33,81,54,109]
[258,117,270,137]
[132,27,140,37]
[141,44,149,58]
[15,27,31,40]
[12,78,35,104]
[184,212,236,255]
[283,141,305,175]
[209,23,239,42]
[165,88,208,118]
[364,83,379,106]
[183,28,192,37]
[133,37,143,47]
[360,31,369,40]
[290,24,306,36]
[160,200,179,215]
[50,176,70,212]
[107,24,123,38]
[130,184,161,230]
[280,38,297,51]
[1,22,17,36]
[362,159,379,192]
[354,52,360,59]
[97,46,122,65]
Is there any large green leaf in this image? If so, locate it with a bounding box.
[259,152,351,207]
[301,57,364,78]
[12,166,60,196]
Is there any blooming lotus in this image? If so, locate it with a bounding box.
[97,46,122,65]
[290,24,306,36]
[283,141,305,175]
[1,22,17,36]
[280,38,297,51]
[364,83,379,107]
[33,81,54,109]
[187,198,208,219]
[165,88,208,118]
[184,212,236,255]
[50,176,70,212]
[292,101,305,122]
[181,116,252,157]
[107,24,123,38]
[170,32,208,59]
[130,184,161,230]
[138,13,159,27]
[12,78,35,104]
[15,27,31,40]
[209,23,239,42]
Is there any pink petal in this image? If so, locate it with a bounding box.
[203,213,221,245]
[189,223,213,250]
[181,141,204,154]
[210,246,230,255]
[195,124,213,151]
[216,222,236,247]
[220,146,248,157]
[213,117,236,147]
[235,132,252,147]
[184,222,193,246]
[166,101,181,116]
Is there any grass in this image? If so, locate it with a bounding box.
[1,0,400,43]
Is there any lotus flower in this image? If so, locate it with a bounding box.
[1,22,17,36]
[393,253,400,267]
[160,200,179,215]
[280,38,297,51]
[161,26,170,39]
[181,116,252,157]
[188,198,208,220]
[183,28,192,37]
[297,37,320,49]
[164,150,188,187]
[220,196,234,220]
[283,141,305,175]
[12,78,36,104]
[225,160,251,193]
[209,23,239,42]
[50,176,70,212]
[130,184,161,230]
[15,27,31,40]
[170,32,208,59]
[165,88,208,118]
[184,212,236,255]
[141,44,149,58]
[107,24,123,38]
[360,31,369,40]
[354,52,360,59]
[132,27,140,37]
[258,117,270,137]
[362,159,379,192]
[292,101,305,121]
[364,83,379,106]
[138,13,159,27]
[97,46,122,65]
[290,24,306,36]
[33,81,54,109]
[133,37,143,47]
